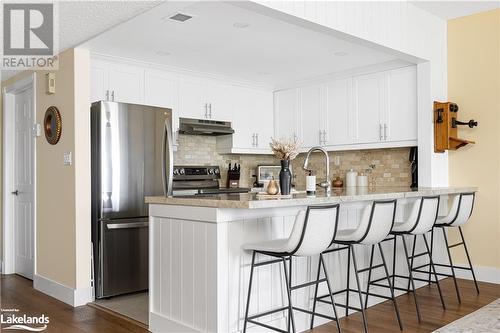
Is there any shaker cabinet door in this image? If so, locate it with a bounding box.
[300,85,324,148]
[274,89,300,141]
[108,64,145,104]
[385,66,418,142]
[325,78,353,146]
[353,72,385,144]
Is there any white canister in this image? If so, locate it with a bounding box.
[346,169,358,187]
[306,175,316,195]
[357,173,368,187]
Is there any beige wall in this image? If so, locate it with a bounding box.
[1,48,91,289]
[448,9,500,269]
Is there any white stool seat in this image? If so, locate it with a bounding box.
[334,229,360,242]
[391,222,409,233]
[435,193,474,227]
[391,196,440,235]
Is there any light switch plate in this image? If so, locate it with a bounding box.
[63,152,72,166]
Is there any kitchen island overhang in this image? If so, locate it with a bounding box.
[146,187,476,333]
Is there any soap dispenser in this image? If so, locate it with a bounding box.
[306,170,316,195]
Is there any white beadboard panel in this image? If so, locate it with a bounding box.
[150,202,445,332]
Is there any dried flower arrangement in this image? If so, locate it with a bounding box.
[269,137,300,161]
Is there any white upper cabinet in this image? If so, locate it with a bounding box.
[300,85,324,148]
[90,60,144,105]
[144,70,178,109]
[206,83,234,122]
[108,64,144,104]
[274,89,300,141]
[178,77,208,119]
[385,66,417,142]
[353,71,385,144]
[216,87,273,154]
[273,65,418,151]
[325,78,353,146]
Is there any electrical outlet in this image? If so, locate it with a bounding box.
[63,152,72,166]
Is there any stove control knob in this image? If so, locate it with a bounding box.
[214,168,220,174]
[208,168,214,175]
[179,168,185,175]
[173,169,179,175]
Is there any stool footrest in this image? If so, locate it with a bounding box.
[448,242,464,249]
[412,269,453,278]
[292,306,339,322]
[246,319,288,333]
[291,278,327,290]
[358,263,384,273]
[247,306,289,321]
[433,263,473,270]
[323,246,349,254]
[370,282,411,293]
[408,252,428,259]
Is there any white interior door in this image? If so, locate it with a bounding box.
[14,87,35,280]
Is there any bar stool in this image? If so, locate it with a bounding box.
[427,192,479,303]
[365,196,446,323]
[313,200,402,333]
[243,204,342,333]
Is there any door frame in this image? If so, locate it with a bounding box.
[2,73,37,276]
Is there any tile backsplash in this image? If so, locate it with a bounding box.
[174,134,412,189]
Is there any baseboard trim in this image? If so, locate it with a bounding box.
[454,265,500,284]
[34,274,93,307]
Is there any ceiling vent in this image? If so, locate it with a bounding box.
[169,13,193,22]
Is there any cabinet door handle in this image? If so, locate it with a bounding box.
[204,103,208,118]
[384,124,388,140]
[209,103,212,119]
[379,124,383,141]
[256,133,259,147]
[319,130,323,144]
[105,90,109,101]
[111,90,115,101]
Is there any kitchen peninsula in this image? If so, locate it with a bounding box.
[145,186,476,333]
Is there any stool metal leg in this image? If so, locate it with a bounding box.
[441,228,462,303]
[407,234,417,292]
[345,246,351,317]
[401,235,422,322]
[243,251,257,333]
[288,258,293,332]
[378,243,403,331]
[364,244,375,309]
[422,235,446,310]
[459,227,480,294]
[428,229,434,286]
[282,257,296,333]
[392,236,397,287]
[310,256,322,330]
[320,254,343,333]
[350,245,369,333]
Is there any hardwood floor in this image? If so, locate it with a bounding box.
[309,278,500,333]
[0,274,148,333]
[1,274,499,332]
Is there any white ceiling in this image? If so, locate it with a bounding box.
[1,1,161,82]
[81,1,401,87]
[411,1,500,20]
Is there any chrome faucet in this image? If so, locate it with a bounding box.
[302,146,331,194]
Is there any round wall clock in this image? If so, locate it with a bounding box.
[44,106,62,145]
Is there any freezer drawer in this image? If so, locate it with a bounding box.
[98,218,149,298]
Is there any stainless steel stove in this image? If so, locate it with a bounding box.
[172,165,250,196]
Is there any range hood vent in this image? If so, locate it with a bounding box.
[178,118,234,136]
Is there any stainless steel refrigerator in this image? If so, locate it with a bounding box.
[91,101,173,299]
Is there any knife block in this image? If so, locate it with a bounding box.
[434,101,476,153]
[226,169,240,188]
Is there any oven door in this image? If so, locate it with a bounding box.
[97,218,149,298]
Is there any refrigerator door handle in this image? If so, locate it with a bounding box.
[162,115,174,196]
[106,222,149,229]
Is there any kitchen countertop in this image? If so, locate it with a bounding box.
[145,186,477,209]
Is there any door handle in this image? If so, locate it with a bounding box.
[209,103,212,119]
[379,124,383,141]
[111,90,115,101]
[384,124,388,140]
[204,103,208,118]
[105,90,109,101]
[11,190,19,196]
[106,222,149,229]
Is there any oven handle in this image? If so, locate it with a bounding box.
[106,222,149,230]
